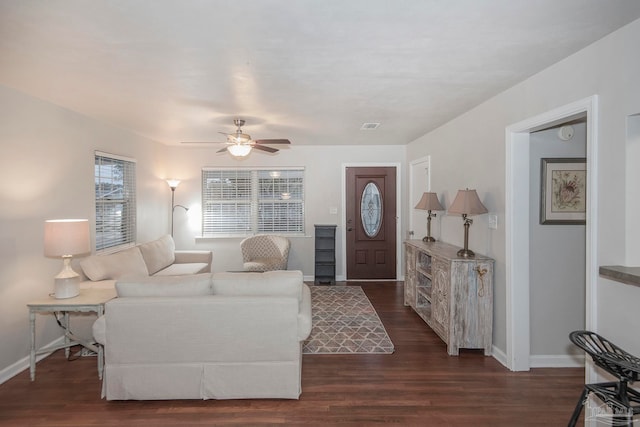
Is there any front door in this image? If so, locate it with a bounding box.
[346,167,396,279]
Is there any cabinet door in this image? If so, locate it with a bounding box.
[450,260,493,354]
[431,257,450,340]
[475,260,493,354]
[404,245,416,307]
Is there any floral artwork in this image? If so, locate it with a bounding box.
[551,170,586,212]
[540,158,586,224]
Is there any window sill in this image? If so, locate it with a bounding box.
[195,234,311,242]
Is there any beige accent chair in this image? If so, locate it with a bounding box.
[240,234,291,271]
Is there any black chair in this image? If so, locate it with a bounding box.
[568,330,640,427]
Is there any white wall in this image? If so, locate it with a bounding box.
[0,85,167,380]
[163,144,406,278]
[627,114,640,264]
[529,124,586,357]
[407,18,640,357]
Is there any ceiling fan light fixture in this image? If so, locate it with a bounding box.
[236,133,252,143]
[227,144,252,157]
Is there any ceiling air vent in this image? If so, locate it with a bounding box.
[360,122,380,130]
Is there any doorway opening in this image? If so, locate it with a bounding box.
[505,96,598,375]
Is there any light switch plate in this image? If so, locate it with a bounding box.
[488,214,498,230]
[329,207,338,215]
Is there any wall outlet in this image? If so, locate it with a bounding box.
[488,214,498,230]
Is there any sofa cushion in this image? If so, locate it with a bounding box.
[115,273,213,297]
[212,270,303,303]
[153,263,210,276]
[137,234,176,275]
[81,246,149,281]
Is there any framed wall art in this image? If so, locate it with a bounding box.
[540,158,586,225]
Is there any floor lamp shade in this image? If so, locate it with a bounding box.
[448,189,488,257]
[414,192,444,242]
[44,219,91,298]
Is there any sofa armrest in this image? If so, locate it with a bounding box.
[298,284,312,341]
[174,250,212,271]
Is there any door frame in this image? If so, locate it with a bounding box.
[409,156,431,240]
[341,162,402,281]
[505,95,598,375]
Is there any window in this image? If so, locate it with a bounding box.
[94,151,137,252]
[202,168,304,237]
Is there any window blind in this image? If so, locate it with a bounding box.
[202,168,304,237]
[94,152,137,252]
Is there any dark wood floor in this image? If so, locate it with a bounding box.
[0,281,584,426]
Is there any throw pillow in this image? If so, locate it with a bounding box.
[137,234,176,275]
[80,246,149,281]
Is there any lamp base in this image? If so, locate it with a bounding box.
[422,236,436,242]
[54,276,80,299]
[457,248,475,258]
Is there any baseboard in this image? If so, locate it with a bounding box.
[530,354,585,368]
[488,346,585,370]
[491,344,509,368]
[303,274,347,283]
[0,336,64,385]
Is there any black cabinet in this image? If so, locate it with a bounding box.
[314,224,337,285]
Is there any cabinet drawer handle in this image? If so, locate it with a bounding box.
[476,266,488,297]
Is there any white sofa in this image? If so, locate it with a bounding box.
[92,270,312,400]
[79,234,212,290]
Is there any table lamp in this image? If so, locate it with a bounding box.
[448,189,488,258]
[44,219,91,298]
[414,192,444,242]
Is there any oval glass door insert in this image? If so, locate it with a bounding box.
[361,182,383,237]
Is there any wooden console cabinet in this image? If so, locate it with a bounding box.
[404,240,494,356]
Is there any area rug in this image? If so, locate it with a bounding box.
[303,286,395,354]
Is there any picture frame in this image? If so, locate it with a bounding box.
[540,158,586,225]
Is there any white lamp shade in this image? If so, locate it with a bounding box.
[166,179,181,189]
[448,189,488,216]
[414,192,444,211]
[44,219,91,257]
[227,144,252,157]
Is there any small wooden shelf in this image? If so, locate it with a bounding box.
[314,224,337,285]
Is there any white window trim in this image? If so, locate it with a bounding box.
[94,151,137,253]
[201,166,305,238]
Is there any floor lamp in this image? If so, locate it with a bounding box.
[166,179,189,237]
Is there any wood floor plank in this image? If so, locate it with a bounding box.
[0,281,584,426]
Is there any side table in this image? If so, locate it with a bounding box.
[27,287,116,381]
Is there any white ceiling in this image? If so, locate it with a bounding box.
[1,0,640,147]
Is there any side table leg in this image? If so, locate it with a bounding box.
[29,310,36,381]
[63,311,70,358]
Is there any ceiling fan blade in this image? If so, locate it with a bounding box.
[254,139,291,145]
[251,144,279,153]
[180,141,226,144]
[216,147,229,153]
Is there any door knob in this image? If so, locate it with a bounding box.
[347,227,353,231]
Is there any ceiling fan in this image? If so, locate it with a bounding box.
[181,119,291,157]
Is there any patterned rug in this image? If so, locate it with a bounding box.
[303,286,395,354]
